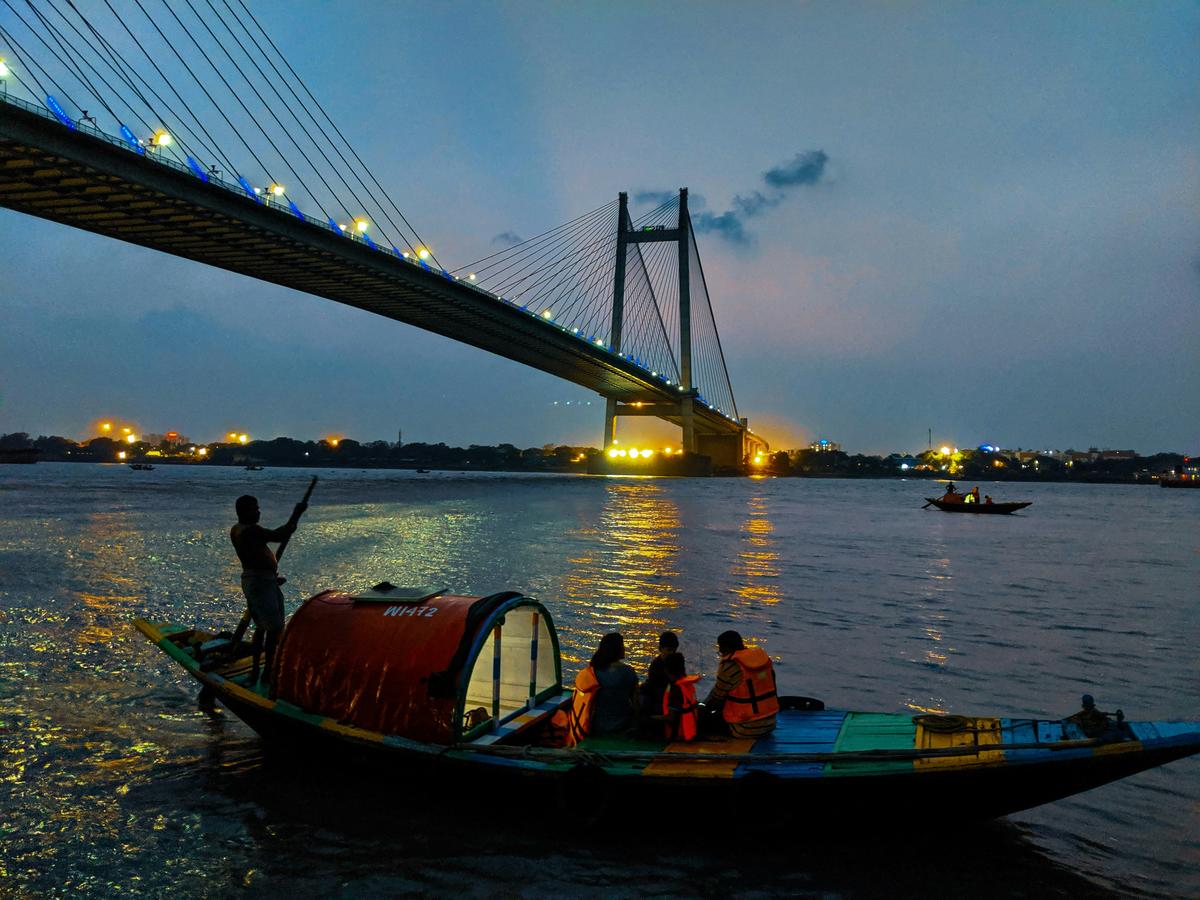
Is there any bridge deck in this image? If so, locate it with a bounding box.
[0,99,740,436]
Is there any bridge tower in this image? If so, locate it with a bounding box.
[603,188,698,452]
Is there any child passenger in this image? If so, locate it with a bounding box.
[660,652,700,742]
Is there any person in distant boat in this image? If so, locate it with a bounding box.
[230,494,306,685]
[700,630,778,738]
[968,486,981,504]
[587,632,640,736]
[1066,694,1116,738]
[639,630,679,721]
[660,652,700,742]
[984,495,993,505]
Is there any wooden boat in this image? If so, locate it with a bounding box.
[134,586,1199,823]
[926,497,1031,514]
[129,462,155,471]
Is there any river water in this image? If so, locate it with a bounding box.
[0,463,1196,897]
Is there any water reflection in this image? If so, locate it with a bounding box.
[560,480,680,664]
[730,491,781,605]
[905,552,956,714]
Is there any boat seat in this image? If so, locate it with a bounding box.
[469,695,567,746]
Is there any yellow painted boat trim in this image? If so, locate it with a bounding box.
[319,719,386,744]
[1093,740,1144,757]
[914,717,1006,769]
[642,738,755,778]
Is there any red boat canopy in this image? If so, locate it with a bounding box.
[272,587,562,744]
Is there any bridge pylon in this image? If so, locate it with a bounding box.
[600,188,761,471]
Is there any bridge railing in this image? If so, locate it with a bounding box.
[1,93,740,423]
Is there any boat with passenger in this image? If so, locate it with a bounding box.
[925,497,1031,514]
[129,462,155,471]
[135,585,1199,823]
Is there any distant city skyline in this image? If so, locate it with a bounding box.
[2,2,1197,456]
[0,417,1172,459]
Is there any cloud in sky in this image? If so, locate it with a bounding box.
[491,231,523,247]
[640,150,829,245]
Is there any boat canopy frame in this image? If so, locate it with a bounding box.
[454,595,563,742]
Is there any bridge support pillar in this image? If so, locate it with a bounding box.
[696,432,743,468]
[603,397,618,448]
[680,395,696,454]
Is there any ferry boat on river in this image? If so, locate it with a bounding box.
[135,586,1200,823]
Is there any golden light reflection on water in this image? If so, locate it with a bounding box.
[730,493,781,605]
[560,481,681,664]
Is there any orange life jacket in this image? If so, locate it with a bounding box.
[565,666,600,747]
[662,674,700,742]
[722,647,779,724]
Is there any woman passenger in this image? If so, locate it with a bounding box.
[588,632,639,735]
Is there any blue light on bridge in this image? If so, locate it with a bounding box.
[327,218,340,232]
[363,233,377,250]
[238,177,262,202]
[288,201,304,220]
[186,156,210,182]
[46,97,76,130]
[120,123,145,153]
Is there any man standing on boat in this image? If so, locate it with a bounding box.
[700,631,778,738]
[231,494,306,685]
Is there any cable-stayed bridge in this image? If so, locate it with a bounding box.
[0,1,765,467]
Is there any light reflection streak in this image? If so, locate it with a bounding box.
[730,493,781,605]
[560,481,680,665]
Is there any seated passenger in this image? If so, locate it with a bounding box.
[1066,694,1114,738]
[660,652,700,742]
[639,630,679,717]
[701,631,778,738]
[984,495,993,505]
[588,632,639,736]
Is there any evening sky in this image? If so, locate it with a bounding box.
[1,1,1196,454]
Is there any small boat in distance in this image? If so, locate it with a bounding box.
[1160,457,1198,488]
[245,465,264,471]
[416,468,430,473]
[134,587,1199,824]
[925,497,1030,514]
[129,462,154,471]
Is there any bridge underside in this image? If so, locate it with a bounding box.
[0,102,741,437]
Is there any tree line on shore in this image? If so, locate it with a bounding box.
[1,432,1187,483]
